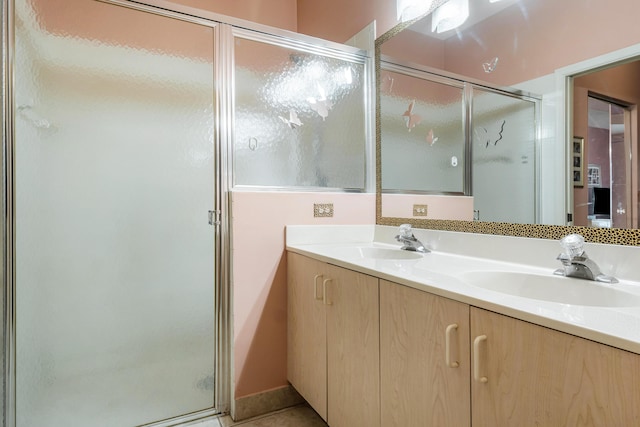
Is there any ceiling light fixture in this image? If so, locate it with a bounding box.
[397,0,435,22]
[431,0,469,33]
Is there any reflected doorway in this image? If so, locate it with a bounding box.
[584,97,632,228]
[571,59,640,229]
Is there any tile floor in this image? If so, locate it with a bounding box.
[188,405,328,427]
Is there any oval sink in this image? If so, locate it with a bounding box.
[331,246,423,260]
[358,247,423,260]
[460,271,640,307]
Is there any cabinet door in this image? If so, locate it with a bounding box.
[471,307,640,426]
[380,280,470,427]
[287,252,328,420]
[325,264,380,427]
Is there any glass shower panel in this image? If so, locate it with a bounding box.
[471,87,537,223]
[15,1,216,426]
[609,103,629,229]
[233,36,366,189]
[380,68,466,193]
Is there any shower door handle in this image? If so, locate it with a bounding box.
[208,210,221,226]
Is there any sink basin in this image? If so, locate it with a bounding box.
[332,246,423,260]
[359,247,423,260]
[460,271,640,307]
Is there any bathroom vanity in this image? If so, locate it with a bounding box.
[286,225,640,427]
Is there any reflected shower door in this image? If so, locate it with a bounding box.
[380,67,466,194]
[14,1,216,426]
[471,87,537,223]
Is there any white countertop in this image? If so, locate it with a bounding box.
[286,225,640,354]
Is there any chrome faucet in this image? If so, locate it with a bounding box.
[395,224,429,253]
[553,234,618,283]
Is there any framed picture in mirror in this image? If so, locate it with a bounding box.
[587,164,601,187]
[572,136,584,187]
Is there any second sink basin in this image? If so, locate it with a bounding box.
[460,271,640,307]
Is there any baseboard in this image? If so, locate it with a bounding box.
[232,384,304,421]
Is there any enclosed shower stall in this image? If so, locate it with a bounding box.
[11,0,219,426]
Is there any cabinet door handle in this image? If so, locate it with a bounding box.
[313,275,323,301]
[322,278,333,306]
[473,335,488,383]
[445,323,459,368]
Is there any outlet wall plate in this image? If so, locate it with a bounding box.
[314,203,334,217]
[413,204,428,217]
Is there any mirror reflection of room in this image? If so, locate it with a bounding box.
[378,0,640,230]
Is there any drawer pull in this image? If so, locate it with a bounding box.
[473,335,488,383]
[445,323,459,368]
[322,278,333,305]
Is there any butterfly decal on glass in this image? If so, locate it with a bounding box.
[475,119,506,147]
[308,83,333,120]
[426,128,439,146]
[482,56,499,73]
[402,100,422,131]
[381,75,395,93]
[279,109,303,129]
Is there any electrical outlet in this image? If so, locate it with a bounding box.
[314,203,334,218]
[413,204,428,217]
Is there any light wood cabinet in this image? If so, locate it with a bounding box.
[380,280,470,427]
[287,252,380,427]
[287,252,328,419]
[289,251,640,427]
[470,307,640,426]
[378,282,640,427]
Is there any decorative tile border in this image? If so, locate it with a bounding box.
[377,217,640,246]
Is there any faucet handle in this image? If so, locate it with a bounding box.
[559,233,585,258]
[398,223,414,238]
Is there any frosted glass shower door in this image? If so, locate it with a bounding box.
[380,67,466,194]
[233,34,367,189]
[471,87,537,223]
[14,1,216,426]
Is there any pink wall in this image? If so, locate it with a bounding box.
[296,0,398,42]
[444,0,640,86]
[31,0,215,61]
[381,194,474,220]
[380,29,445,69]
[231,191,375,398]
[161,0,298,32]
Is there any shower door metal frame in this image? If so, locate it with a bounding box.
[2,0,231,425]
[228,25,373,193]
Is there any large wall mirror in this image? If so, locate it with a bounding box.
[376,0,640,245]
